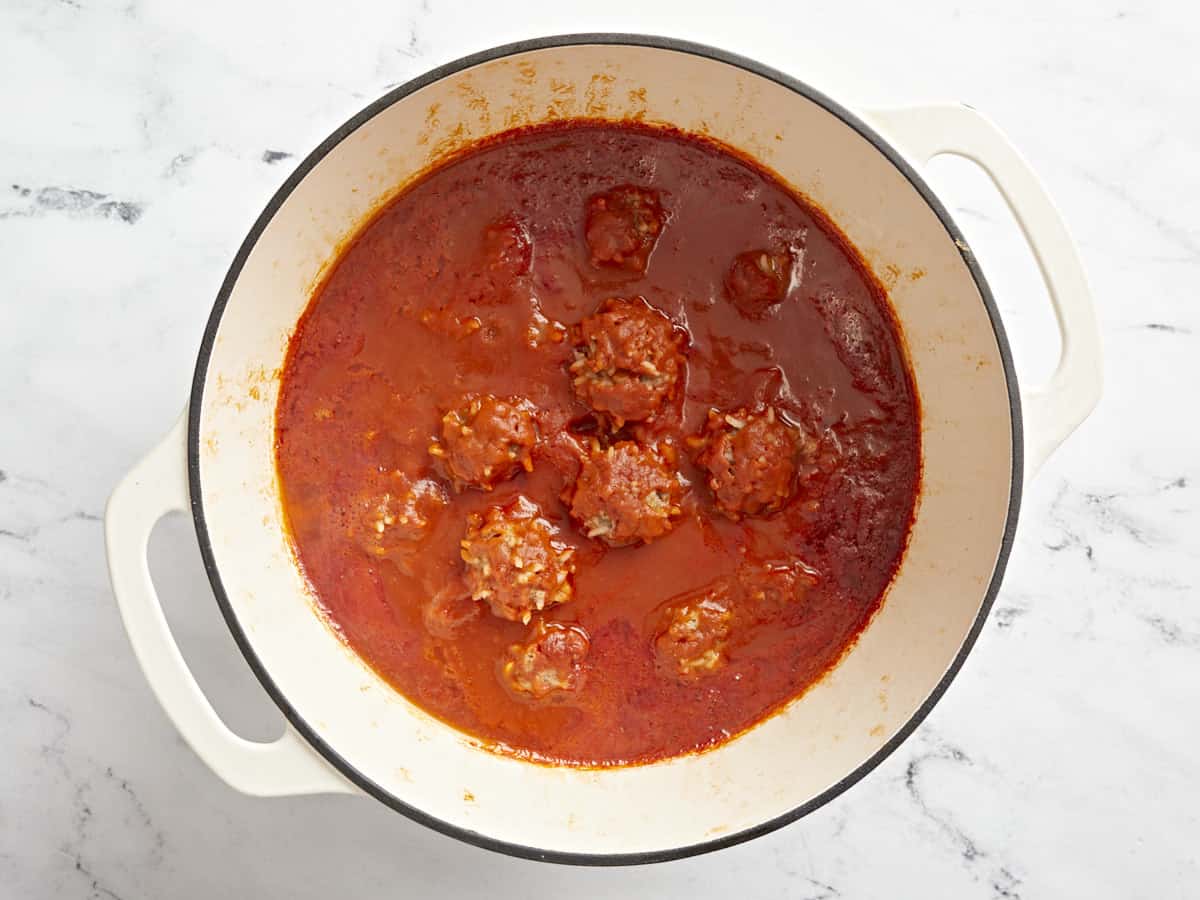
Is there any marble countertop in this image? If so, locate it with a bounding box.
[3,0,1197,896]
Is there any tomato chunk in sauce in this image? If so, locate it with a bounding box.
[275,120,920,766]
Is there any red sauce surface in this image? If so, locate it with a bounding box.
[275,121,920,766]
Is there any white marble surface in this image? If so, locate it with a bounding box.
[3,0,1197,895]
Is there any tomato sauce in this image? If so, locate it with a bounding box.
[275,121,920,766]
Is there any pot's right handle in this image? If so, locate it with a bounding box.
[864,103,1103,474]
[105,411,355,797]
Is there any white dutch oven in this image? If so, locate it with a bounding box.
[105,35,1101,864]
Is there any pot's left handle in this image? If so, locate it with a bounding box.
[105,411,356,797]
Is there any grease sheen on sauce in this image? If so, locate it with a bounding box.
[275,121,920,766]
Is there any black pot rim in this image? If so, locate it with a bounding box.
[187,32,1024,867]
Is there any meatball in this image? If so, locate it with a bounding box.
[815,291,897,397]
[584,184,666,273]
[458,216,534,306]
[460,496,576,623]
[429,394,537,491]
[567,440,682,546]
[569,297,685,426]
[725,250,791,318]
[422,583,482,639]
[654,582,734,678]
[483,215,532,279]
[352,472,448,557]
[693,405,803,520]
[739,560,820,612]
[500,619,590,699]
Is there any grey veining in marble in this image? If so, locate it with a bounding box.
[2,0,1197,897]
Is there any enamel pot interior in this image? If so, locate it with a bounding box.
[190,37,1020,862]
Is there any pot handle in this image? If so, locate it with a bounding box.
[105,411,355,797]
[863,103,1103,474]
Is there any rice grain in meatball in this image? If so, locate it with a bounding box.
[569,297,685,426]
[501,619,590,699]
[567,439,683,546]
[460,496,576,623]
[430,394,537,491]
[693,405,803,520]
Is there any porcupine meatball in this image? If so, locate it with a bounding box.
[351,471,448,557]
[429,394,537,491]
[422,583,482,639]
[654,581,734,679]
[460,496,576,624]
[567,440,683,546]
[569,296,685,426]
[693,405,803,520]
[739,560,819,609]
[725,249,791,318]
[465,215,533,306]
[484,215,533,279]
[500,619,590,699]
[584,184,666,273]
